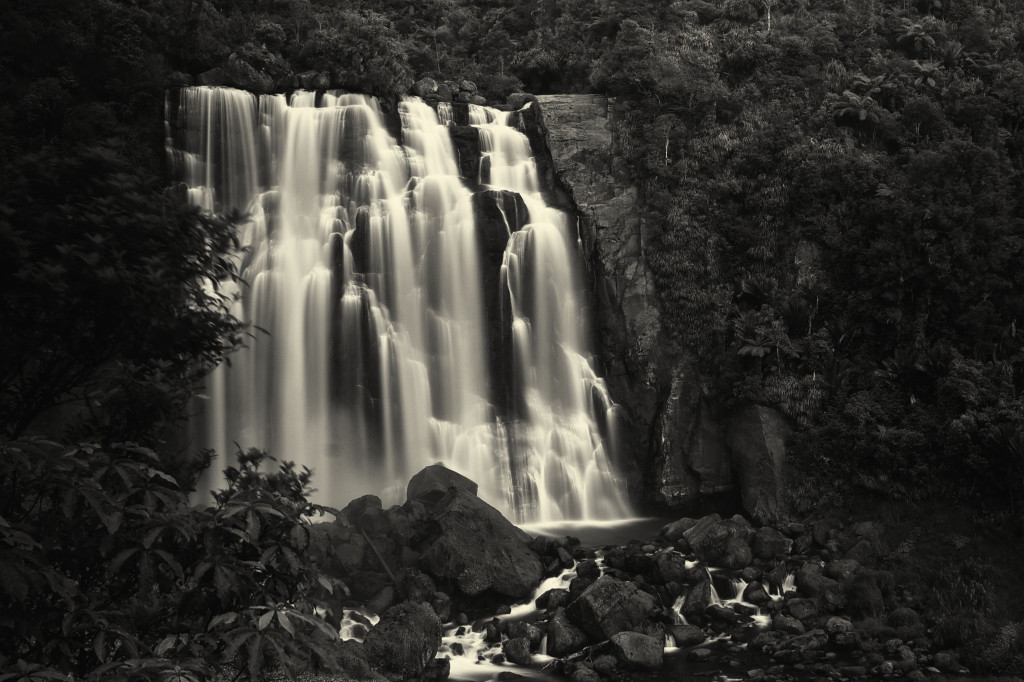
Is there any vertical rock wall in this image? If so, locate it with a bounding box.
[528,95,790,521]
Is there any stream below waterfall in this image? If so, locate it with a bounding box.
[339,517,800,682]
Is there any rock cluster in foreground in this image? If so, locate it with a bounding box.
[310,465,970,682]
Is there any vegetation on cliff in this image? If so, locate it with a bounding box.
[4,0,1024,676]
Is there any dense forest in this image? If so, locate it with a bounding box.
[3,0,1024,679]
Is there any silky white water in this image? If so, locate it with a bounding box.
[168,86,630,522]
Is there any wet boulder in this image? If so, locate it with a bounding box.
[418,488,543,599]
[507,621,544,649]
[537,588,570,610]
[547,607,590,657]
[680,579,713,624]
[668,623,706,647]
[683,514,753,568]
[741,581,771,606]
[575,559,601,581]
[609,632,663,671]
[364,601,442,680]
[653,552,690,584]
[566,576,661,640]
[502,637,532,666]
[662,517,699,542]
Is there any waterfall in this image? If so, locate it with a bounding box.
[168,86,630,522]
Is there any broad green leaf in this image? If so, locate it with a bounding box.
[207,612,238,630]
[257,610,273,631]
[154,634,178,656]
[277,610,295,637]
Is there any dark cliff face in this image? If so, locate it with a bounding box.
[524,94,790,521]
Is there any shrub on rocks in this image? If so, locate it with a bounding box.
[887,606,921,628]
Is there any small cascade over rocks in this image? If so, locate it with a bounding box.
[166,86,629,522]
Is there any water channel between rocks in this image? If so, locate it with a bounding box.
[341,517,799,682]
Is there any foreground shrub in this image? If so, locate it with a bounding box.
[0,440,344,681]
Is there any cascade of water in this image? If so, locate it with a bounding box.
[171,87,630,521]
[476,108,631,520]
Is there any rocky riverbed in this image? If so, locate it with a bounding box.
[306,464,976,682]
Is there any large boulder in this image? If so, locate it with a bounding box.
[406,463,478,507]
[417,488,543,599]
[653,552,690,584]
[363,602,441,680]
[565,576,661,640]
[726,405,791,524]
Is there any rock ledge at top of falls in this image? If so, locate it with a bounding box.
[417,486,543,600]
